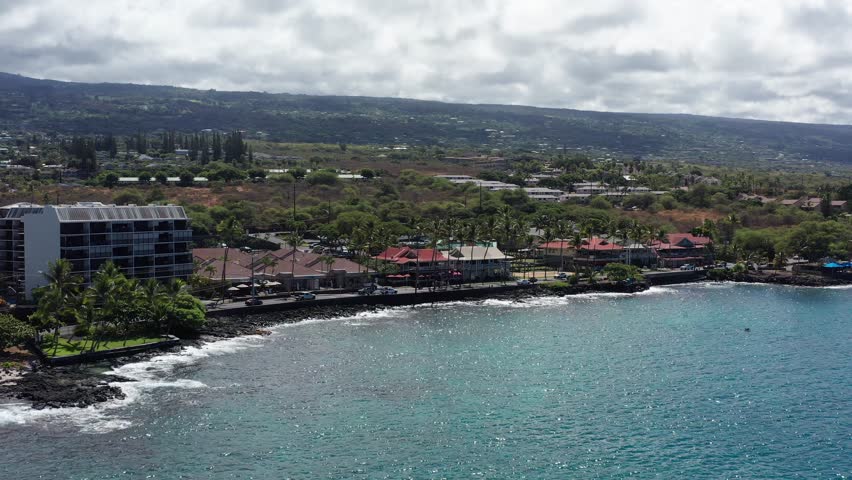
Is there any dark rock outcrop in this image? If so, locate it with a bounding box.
[0,369,131,409]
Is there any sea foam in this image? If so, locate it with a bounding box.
[0,333,271,433]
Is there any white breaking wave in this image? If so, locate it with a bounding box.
[276,306,415,329]
[478,286,675,308]
[0,334,271,434]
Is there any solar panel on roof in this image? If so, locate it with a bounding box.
[52,204,188,222]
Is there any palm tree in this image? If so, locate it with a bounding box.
[480,216,498,284]
[34,259,82,356]
[553,220,572,273]
[579,219,596,268]
[461,219,480,287]
[512,218,531,279]
[571,230,583,275]
[285,230,304,291]
[84,269,116,353]
[444,217,460,286]
[425,218,444,291]
[539,228,555,279]
[412,218,425,292]
[140,278,166,333]
[163,278,186,335]
[369,224,394,283]
[654,227,669,268]
[216,216,245,247]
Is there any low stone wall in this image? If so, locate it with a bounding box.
[644,270,707,285]
[31,336,181,367]
[207,284,526,318]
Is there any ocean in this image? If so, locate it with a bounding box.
[1,283,850,478]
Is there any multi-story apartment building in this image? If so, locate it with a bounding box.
[0,202,193,299]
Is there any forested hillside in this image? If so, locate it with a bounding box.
[2,72,852,169]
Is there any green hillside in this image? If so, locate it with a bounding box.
[2,72,852,169]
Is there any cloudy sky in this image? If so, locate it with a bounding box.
[1,0,851,124]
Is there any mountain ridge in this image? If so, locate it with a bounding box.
[1,72,851,168]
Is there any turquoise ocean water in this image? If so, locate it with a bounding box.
[1,283,850,478]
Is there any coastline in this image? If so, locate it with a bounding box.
[1,273,848,411]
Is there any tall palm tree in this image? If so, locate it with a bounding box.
[570,231,584,274]
[84,269,116,353]
[286,230,304,291]
[425,218,444,291]
[540,228,555,279]
[480,216,498,284]
[512,218,531,279]
[444,217,459,286]
[163,278,187,336]
[553,220,572,273]
[461,219,480,287]
[35,259,82,356]
[140,278,166,333]
[412,218,425,292]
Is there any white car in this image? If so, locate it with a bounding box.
[373,287,398,295]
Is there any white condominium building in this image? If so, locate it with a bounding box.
[0,202,193,299]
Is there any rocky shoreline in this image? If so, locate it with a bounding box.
[708,270,852,287]
[0,275,843,411]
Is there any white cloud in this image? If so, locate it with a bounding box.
[2,0,852,123]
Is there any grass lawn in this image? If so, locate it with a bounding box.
[41,336,167,358]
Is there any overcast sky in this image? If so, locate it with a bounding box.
[1,0,851,124]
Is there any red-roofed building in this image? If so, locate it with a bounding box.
[651,233,714,267]
[193,247,371,290]
[373,247,447,272]
[574,237,624,267]
[538,240,576,269]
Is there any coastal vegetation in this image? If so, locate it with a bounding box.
[30,259,205,357]
[2,133,850,291]
[0,314,35,350]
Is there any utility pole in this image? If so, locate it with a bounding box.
[219,243,229,304]
[243,247,257,302]
[292,181,297,226]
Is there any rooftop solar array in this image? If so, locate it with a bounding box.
[0,203,44,219]
[53,204,188,222]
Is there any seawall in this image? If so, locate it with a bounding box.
[206,284,526,318]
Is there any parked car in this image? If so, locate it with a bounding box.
[516,279,531,286]
[528,277,539,283]
[373,287,398,295]
[358,285,378,296]
[244,297,263,306]
[554,272,569,280]
[679,264,695,271]
[296,292,316,301]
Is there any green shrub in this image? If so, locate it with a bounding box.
[0,314,36,349]
[306,170,339,186]
[168,293,206,334]
[602,263,643,282]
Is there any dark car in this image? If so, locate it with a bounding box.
[245,298,263,306]
[528,277,539,283]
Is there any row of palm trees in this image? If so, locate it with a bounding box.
[32,259,198,356]
[332,208,675,286]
